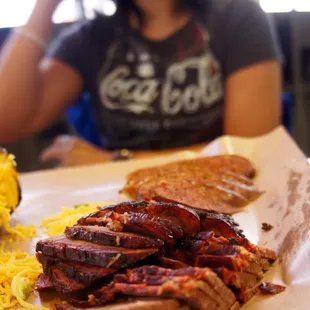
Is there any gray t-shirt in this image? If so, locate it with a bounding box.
[48,0,280,150]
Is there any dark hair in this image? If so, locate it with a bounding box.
[115,0,207,25]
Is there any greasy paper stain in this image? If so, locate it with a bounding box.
[274,230,281,241]
[278,176,310,284]
[268,200,277,209]
[282,171,302,221]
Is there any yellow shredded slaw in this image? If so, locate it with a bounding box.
[0,151,37,239]
[0,246,48,310]
[1,203,111,309]
[40,203,104,237]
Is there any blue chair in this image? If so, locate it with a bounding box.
[65,92,102,147]
[282,92,293,133]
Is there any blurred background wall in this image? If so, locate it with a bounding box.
[0,0,309,172]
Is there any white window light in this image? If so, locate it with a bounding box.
[84,0,117,19]
[260,0,293,13]
[102,0,117,16]
[0,0,36,28]
[294,0,310,12]
[53,0,80,23]
[0,0,80,28]
[260,0,310,13]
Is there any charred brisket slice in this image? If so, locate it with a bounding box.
[252,246,277,262]
[68,266,238,310]
[35,274,54,291]
[201,246,261,269]
[213,268,258,290]
[184,239,259,262]
[197,213,245,239]
[121,213,176,245]
[79,212,178,245]
[79,213,176,244]
[182,235,260,272]
[234,285,261,303]
[258,282,286,295]
[195,254,255,272]
[227,237,277,262]
[230,302,241,310]
[195,254,241,271]
[159,257,189,269]
[113,282,219,310]
[78,201,200,236]
[37,253,116,286]
[166,248,191,266]
[36,235,158,269]
[115,266,236,309]
[56,299,183,310]
[188,232,276,273]
[50,267,86,294]
[65,226,164,249]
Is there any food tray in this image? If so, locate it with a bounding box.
[7,126,310,309]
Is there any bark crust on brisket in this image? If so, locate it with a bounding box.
[35,274,54,291]
[36,235,158,269]
[79,201,200,236]
[65,226,165,249]
[35,200,278,309]
[55,299,183,310]
[37,253,116,286]
[112,266,238,310]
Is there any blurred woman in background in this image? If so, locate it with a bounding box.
[0,0,282,167]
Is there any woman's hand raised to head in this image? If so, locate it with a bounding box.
[0,0,83,143]
[33,0,62,20]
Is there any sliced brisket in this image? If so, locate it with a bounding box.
[65,226,164,249]
[79,201,200,236]
[49,267,86,294]
[195,254,249,271]
[117,266,236,309]
[80,213,181,245]
[66,266,238,309]
[258,282,286,295]
[213,268,258,290]
[159,257,189,269]
[35,193,279,309]
[37,253,116,286]
[121,213,176,245]
[197,213,244,239]
[113,282,219,310]
[56,299,183,310]
[78,213,180,245]
[35,273,54,291]
[227,237,277,262]
[36,235,158,269]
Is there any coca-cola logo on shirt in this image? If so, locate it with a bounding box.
[98,26,223,117]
